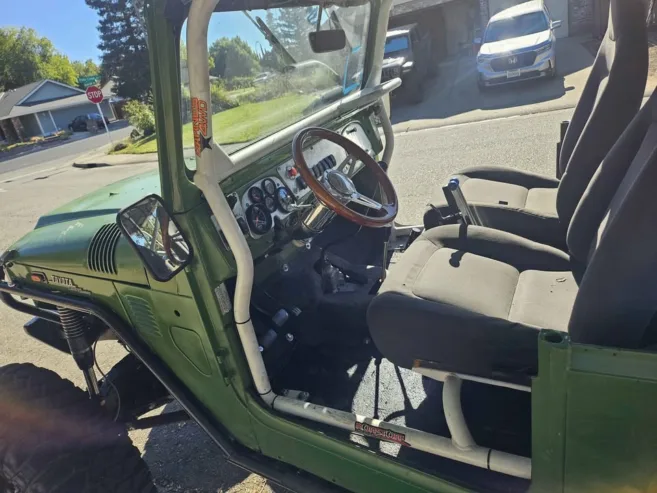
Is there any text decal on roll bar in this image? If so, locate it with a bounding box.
[354,422,411,447]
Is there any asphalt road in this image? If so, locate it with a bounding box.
[0,106,573,493]
[0,122,133,175]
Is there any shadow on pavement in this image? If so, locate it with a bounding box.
[391,36,594,127]
[142,401,287,493]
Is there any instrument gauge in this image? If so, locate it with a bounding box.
[245,204,272,235]
[275,187,296,213]
[248,186,264,203]
[264,196,277,213]
[262,178,277,196]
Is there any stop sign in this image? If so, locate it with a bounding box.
[85,86,104,104]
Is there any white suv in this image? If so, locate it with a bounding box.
[476,0,561,89]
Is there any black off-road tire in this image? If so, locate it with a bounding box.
[0,363,156,493]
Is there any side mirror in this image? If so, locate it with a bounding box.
[551,20,562,30]
[309,30,346,53]
[117,194,193,281]
[473,37,482,56]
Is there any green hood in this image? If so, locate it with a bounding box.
[5,170,161,287]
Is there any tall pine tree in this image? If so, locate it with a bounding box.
[86,0,151,100]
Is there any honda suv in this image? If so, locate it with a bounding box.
[476,0,561,89]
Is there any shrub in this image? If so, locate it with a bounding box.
[210,83,238,113]
[225,76,255,90]
[123,100,156,136]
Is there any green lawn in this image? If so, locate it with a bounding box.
[114,94,313,155]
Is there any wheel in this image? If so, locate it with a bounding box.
[410,78,425,104]
[0,363,156,493]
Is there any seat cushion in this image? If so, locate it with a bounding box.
[424,167,564,248]
[368,225,577,386]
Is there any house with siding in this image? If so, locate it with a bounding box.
[0,80,117,144]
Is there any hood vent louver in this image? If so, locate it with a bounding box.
[88,223,121,275]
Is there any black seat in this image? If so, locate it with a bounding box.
[423,0,648,249]
[368,94,657,385]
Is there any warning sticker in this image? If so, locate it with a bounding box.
[191,97,211,156]
[354,422,411,447]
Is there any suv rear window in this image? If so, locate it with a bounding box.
[484,11,548,43]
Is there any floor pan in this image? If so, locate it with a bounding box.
[274,344,531,493]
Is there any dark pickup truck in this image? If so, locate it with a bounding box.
[381,24,435,104]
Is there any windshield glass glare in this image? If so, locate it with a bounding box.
[180,4,370,156]
[484,12,548,43]
[384,35,409,56]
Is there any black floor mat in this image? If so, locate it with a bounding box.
[274,344,531,493]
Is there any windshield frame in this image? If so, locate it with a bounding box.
[177,0,374,161]
[484,10,549,43]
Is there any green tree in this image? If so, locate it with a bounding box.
[209,37,260,80]
[44,54,78,86]
[0,27,55,90]
[72,59,100,78]
[85,0,151,100]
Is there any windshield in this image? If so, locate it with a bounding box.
[384,35,409,56]
[180,4,370,156]
[484,12,548,43]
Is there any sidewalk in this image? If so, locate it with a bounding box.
[391,36,597,133]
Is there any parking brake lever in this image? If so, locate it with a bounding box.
[442,178,481,226]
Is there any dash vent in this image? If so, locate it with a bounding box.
[88,223,121,275]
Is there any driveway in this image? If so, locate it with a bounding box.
[0,121,133,175]
[391,36,596,133]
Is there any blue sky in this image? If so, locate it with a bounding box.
[3,0,102,62]
[2,1,270,63]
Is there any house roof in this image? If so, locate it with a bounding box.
[490,0,543,22]
[0,79,116,121]
[0,81,42,119]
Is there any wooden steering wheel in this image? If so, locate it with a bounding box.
[292,127,398,228]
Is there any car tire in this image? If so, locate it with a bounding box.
[0,363,156,493]
[410,79,425,104]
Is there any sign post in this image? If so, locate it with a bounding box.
[85,86,112,146]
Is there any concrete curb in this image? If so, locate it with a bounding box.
[72,152,158,168]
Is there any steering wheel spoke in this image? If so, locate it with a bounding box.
[350,192,383,211]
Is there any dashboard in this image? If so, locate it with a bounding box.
[225,121,375,240]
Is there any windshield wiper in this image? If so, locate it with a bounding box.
[242,12,296,66]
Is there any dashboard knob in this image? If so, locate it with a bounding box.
[286,166,299,179]
[296,176,307,190]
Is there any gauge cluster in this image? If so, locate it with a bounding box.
[224,121,375,241]
[237,176,299,238]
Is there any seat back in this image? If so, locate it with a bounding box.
[556,0,648,226]
[568,93,657,348]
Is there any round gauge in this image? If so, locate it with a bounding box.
[262,178,277,196]
[275,187,296,213]
[248,186,264,203]
[264,196,277,213]
[245,204,272,235]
